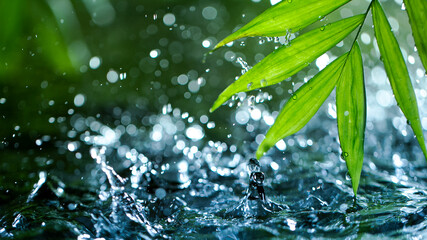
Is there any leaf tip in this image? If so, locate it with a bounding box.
[348,169,361,197]
[256,140,271,159]
[210,101,220,113]
[255,149,264,160]
[213,35,235,51]
[213,42,225,51]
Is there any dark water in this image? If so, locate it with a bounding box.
[1,110,427,239]
[1,0,427,239]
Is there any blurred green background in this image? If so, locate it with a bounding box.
[1,0,424,160]
[0,0,276,145]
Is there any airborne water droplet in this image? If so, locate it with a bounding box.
[236,57,251,74]
[248,158,260,172]
[248,95,255,110]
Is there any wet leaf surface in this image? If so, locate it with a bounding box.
[372,0,427,160]
[211,15,364,112]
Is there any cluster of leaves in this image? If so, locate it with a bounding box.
[209,0,427,195]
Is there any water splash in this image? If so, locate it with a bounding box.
[236,57,251,75]
[224,158,287,218]
[90,146,163,238]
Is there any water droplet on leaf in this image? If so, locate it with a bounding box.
[260,79,268,87]
[341,152,349,160]
[247,82,253,90]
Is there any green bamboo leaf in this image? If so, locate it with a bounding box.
[256,53,349,159]
[0,0,23,45]
[372,0,427,160]
[336,42,366,196]
[0,0,23,75]
[210,15,364,112]
[214,0,350,50]
[403,0,427,71]
[31,1,74,74]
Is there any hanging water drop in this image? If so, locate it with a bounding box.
[345,172,351,181]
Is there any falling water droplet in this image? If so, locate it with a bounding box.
[248,158,260,172]
[236,57,251,74]
[248,95,255,110]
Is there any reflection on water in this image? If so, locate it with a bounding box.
[1,104,426,239]
[1,0,427,239]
